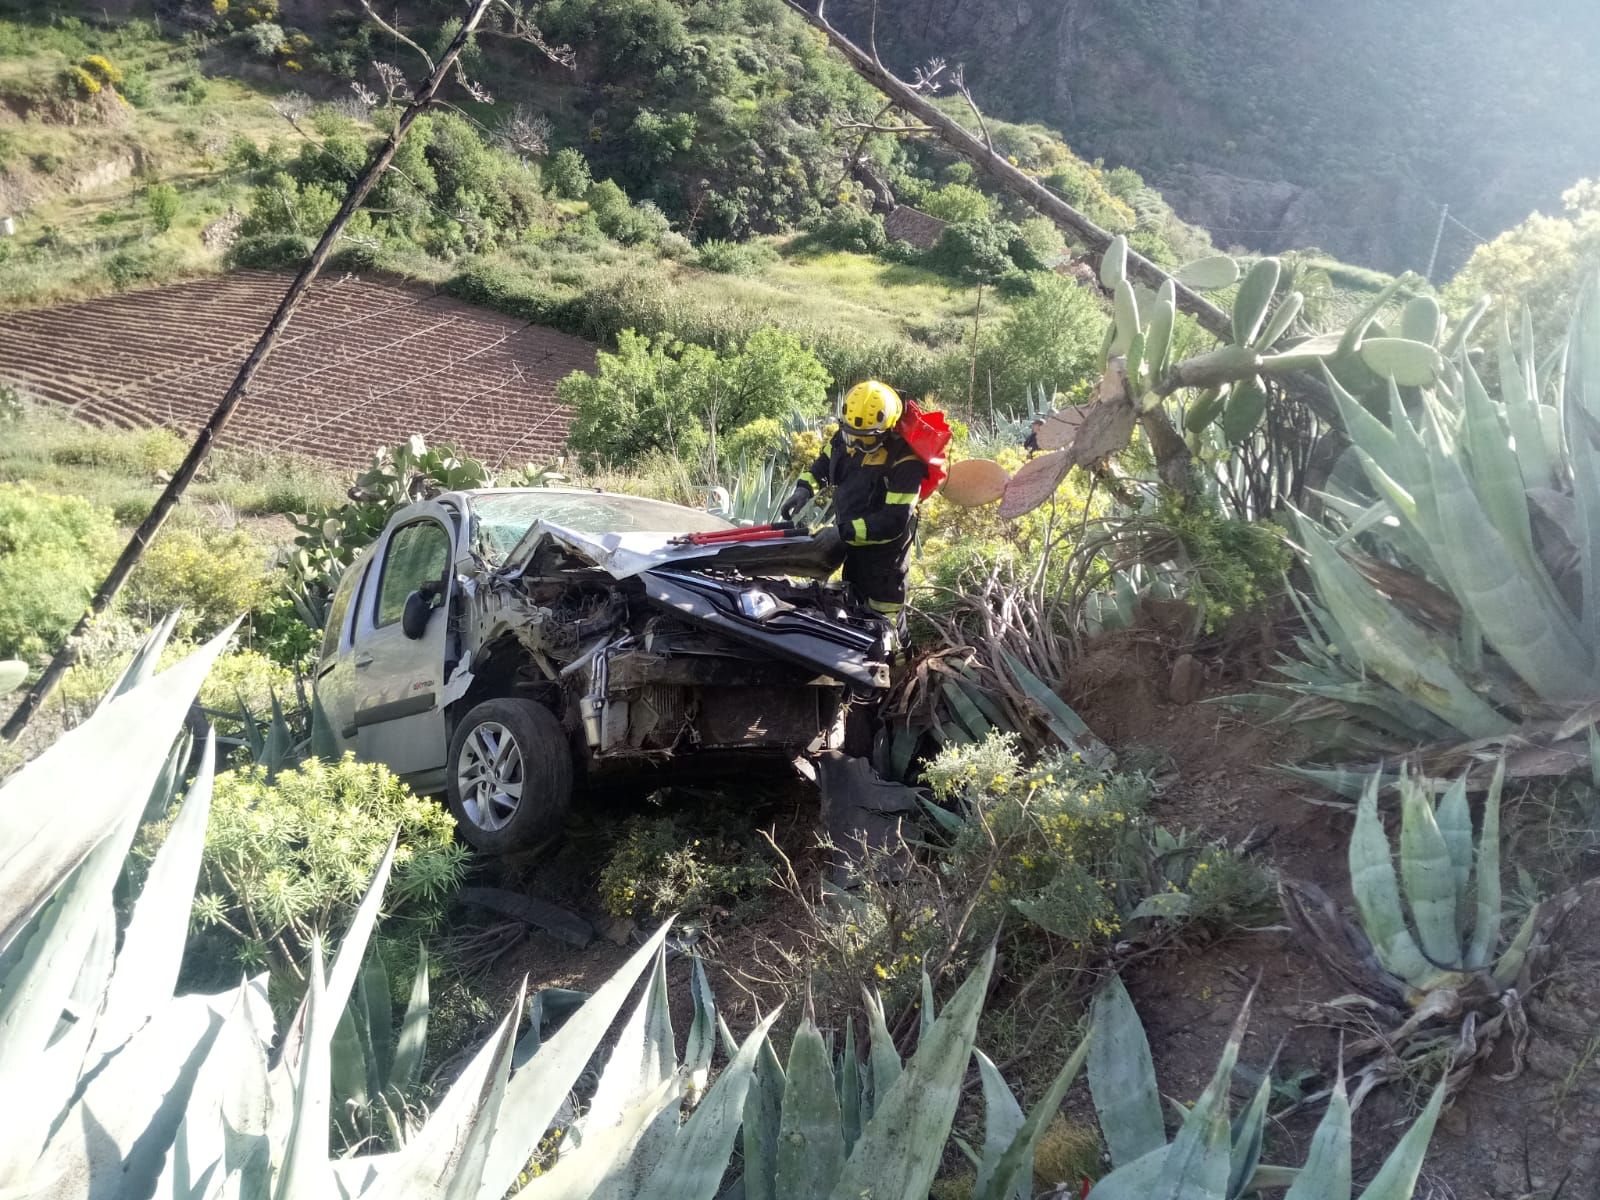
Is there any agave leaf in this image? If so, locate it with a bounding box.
[1491,905,1540,990]
[863,989,901,1105]
[1292,517,1507,739]
[919,968,938,1041]
[1322,364,1404,479]
[1282,1063,1352,1200]
[392,942,431,1097]
[838,1021,862,1154]
[515,1080,679,1200]
[97,609,184,713]
[1399,772,1462,968]
[1354,1078,1445,1200]
[0,626,233,957]
[442,989,526,1200]
[1228,1062,1274,1199]
[1173,255,1239,291]
[580,944,676,1138]
[475,922,676,1200]
[685,956,717,1102]
[999,649,1113,765]
[35,987,247,1200]
[94,731,217,1054]
[827,949,995,1200]
[1434,773,1473,924]
[1087,977,1165,1168]
[776,1020,846,1200]
[1426,432,1595,701]
[980,1035,1090,1200]
[942,680,993,743]
[1444,294,1493,359]
[971,1051,1024,1200]
[1497,317,1554,490]
[742,1035,787,1200]
[638,1009,782,1200]
[274,937,335,1200]
[1350,773,1434,986]
[1458,761,1507,971]
[1233,258,1281,346]
[1154,995,1253,1200]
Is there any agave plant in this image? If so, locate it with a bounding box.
[1283,762,1582,1105]
[1077,977,1445,1200]
[1230,275,1600,780]
[330,944,432,1151]
[0,625,1094,1199]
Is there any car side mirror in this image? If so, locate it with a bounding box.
[402,588,437,640]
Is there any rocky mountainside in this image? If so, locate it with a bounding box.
[827,0,1600,275]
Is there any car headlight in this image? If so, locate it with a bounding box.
[739,589,779,621]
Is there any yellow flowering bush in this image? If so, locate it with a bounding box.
[172,755,467,984]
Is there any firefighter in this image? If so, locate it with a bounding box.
[780,379,929,629]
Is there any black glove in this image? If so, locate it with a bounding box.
[779,486,811,521]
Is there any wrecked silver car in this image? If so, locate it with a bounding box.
[313,488,891,852]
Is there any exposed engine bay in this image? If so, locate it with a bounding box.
[448,516,891,767]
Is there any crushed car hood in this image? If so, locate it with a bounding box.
[498,520,842,580]
[498,521,886,690]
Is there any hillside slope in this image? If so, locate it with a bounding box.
[826,0,1600,275]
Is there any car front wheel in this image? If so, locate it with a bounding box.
[446,698,573,853]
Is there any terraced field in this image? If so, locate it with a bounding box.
[0,271,594,468]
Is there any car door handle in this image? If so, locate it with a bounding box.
[353,653,374,669]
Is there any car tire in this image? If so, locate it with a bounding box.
[446,698,573,854]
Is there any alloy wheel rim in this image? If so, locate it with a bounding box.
[458,720,524,832]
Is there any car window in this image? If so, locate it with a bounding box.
[472,492,733,563]
[376,521,451,627]
[319,562,361,662]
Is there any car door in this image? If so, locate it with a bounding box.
[351,505,456,786]
[312,551,377,756]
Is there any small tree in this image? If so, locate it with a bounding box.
[547,146,591,199]
[145,183,181,233]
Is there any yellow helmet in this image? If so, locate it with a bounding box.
[840,380,904,437]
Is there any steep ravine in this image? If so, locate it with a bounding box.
[828,0,1600,274]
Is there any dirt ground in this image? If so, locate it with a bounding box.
[445,627,1600,1198]
[1070,631,1600,1199]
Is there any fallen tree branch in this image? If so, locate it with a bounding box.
[784,0,1232,341]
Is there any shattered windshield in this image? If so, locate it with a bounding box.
[471,490,733,562]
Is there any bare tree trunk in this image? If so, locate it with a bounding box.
[2,0,495,743]
[784,1,1233,341]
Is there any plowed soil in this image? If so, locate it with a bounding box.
[0,270,594,468]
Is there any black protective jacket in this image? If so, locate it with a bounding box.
[797,429,928,549]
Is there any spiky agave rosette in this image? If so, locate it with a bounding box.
[1283,762,1587,1107]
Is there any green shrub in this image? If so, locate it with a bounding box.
[970,273,1109,403]
[546,146,592,199]
[106,245,162,290]
[187,755,468,980]
[806,202,886,254]
[145,182,181,233]
[562,326,830,468]
[598,815,771,920]
[692,237,776,274]
[921,181,994,224]
[720,415,787,464]
[125,524,272,639]
[50,423,186,475]
[0,483,116,661]
[1154,491,1291,631]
